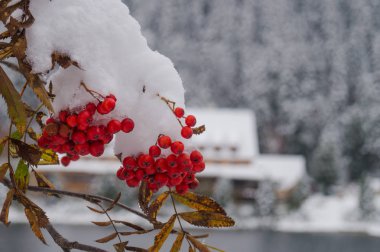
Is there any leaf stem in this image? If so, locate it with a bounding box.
[96,203,122,244]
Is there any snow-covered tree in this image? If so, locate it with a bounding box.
[255,179,277,217]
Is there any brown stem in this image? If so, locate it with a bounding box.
[80,82,104,101]
[96,203,122,243]
[157,94,184,127]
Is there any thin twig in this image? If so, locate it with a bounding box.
[96,203,122,243]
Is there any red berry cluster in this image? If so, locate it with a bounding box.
[37,95,135,166]
[173,107,197,139]
[116,135,205,194]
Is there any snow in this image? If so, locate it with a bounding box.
[25,0,186,157]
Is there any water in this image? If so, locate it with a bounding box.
[1,224,380,252]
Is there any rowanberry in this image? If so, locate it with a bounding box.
[145,166,156,175]
[171,141,184,154]
[181,126,193,139]
[188,178,199,189]
[123,156,137,169]
[59,110,68,122]
[185,115,196,127]
[89,141,105,157]
[174,107,185,118]
[66,114,78,128]
[148,183,159,192]
[126,177,140,187]
[74,143,90,156]
[121,118,134,133]
[169,176,183,186]
[72,130,87,144]
[86,102,97,115]
[166,154,178,168]
[135,169,145,181]
[61,156,71,167]
[100,97,116,113]
[58,124,71,138]
[138,154,154,169]
[192,161,205,173]
[96,102,108,114]
[155,173,169,187]
[158,135,171,149]
[190,150,203,164]
[70,154,80,161]
[107,119,121,134]
[155,158,168,172]
[176,183,189,194]
[149,145,161,157]
[46,117,55,124]
[183,173,195,184]
[106,94,117,101]
[87,126,102,141]
[101,132,113,144]
[78,110,93,125]
[116,167,127,180]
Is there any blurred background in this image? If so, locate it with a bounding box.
[2,0,380,251]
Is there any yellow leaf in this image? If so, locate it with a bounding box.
[0,65,27,133]
[0,46,13,60]
[12,36,26,59]
[24,207,47,244]
[0,163,9,181]
[179,211,235,228]
[186,235,210,252]
[148,191,169,220]
[138,181,152,215]
[170,232,185,252]
[95,232,118,243]
[149,215,176,252]
[0,189,14,226]
[172,192,226,214]
[38,148,59,165]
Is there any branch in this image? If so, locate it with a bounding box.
[0,178,107,252]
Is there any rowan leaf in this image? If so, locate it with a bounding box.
[0,137,8,156]
[114,241,128,252]
[125,246,148,252]
[186,235,210,252]
[179,211,235,228]
[92,221,112,227]
[32,170,57,192]
[113,220,145,231]
[0,189,14,226]
[27,127,38,141]
[149,215,176,252]
[119,230,152,236]
[10,138,42,165]
[27,76,54,113]
[148,191,169,220]
[51,52,81,69]
[0,46,13,60]
[106,192,121,212]
[0,163,9,181]
[189,246,195,252]
[95,232,118,243]
[87,206,105,214]
[138,181,152,215]
[12,36,26,59]
[24,207,47,244]
[38,148,59,165]
[172,192,226,214]
[170,232,185,252]
[0,65,27,133]
[14,159,29,191]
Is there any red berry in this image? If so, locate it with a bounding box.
[188,178,199,189]
[116,167,127,180]
[37,137,49,148]
[168,176,183,186]
[70,154,80,161]
[192,161,205,173]
[176,183,189,194]
[135,169,145,181]
[154,173,169,187]
[77,122,89,131]
[158,135,172,149]
[87,126,102,141]
[101,132,113,144]
[183,173,195,184]
[46,118,55,124]
[166,154,178,168]
[62,142,75,153]
[190,150,203,164]
[138,154,154,169]
[59,110,68,122]
[155,158,168,172]
[86,103,97,115]
[89,141,105,157]
[121,118,134,133]
[145,166,156,175]
[181,126,193,139]
[107,119,121,134]
[148,183,159,192]
[171,141,184,154]
[167,167,181,178]
[126,177,140,187]
[123,156,137,169]
[61,156,71,167]
[96,102,108,114]
[74,143,90,156]
[66,114,78,128]
[174,107,185,118]
[149,145,161,157]
[101,97,116,113]
[78,110,93,125]
[72,130,87,144]
[107,94,117,101]
[185,115,196,127]
[178,153,192,172]
[58,124,71,138]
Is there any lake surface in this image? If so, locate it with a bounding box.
[1,224,380,252]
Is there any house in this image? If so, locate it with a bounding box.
[36,108,306,201]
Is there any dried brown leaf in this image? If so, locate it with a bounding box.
[51,52,81,69]
[0,163,9,181]
[24,207,47,244]
[10,138,41,165]
[0,137,8,156]
[114,241,128,252]
[27,77,54,113]
[113,220,145,231]
[0,189,14,226]
[92,221,112,227]
[95,232,118,243]
[149,215,176,252]
[192,125,206,135]
[170,232,185,252]
[125,246,148,252]
[138,181,152,215]
[87,206,105,214]
[0,65,27,133]
[172,192,226,214]
[119,230,152,236]
[179,211,235,228]
[186,235,210,252]
[148,191,169,220]
[106,192,121,212]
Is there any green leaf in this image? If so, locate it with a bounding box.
[179,211,235,228]
[0,65,27,134]
[149,215,176,252]
[14,159,29,191]
[172,192,226,214]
